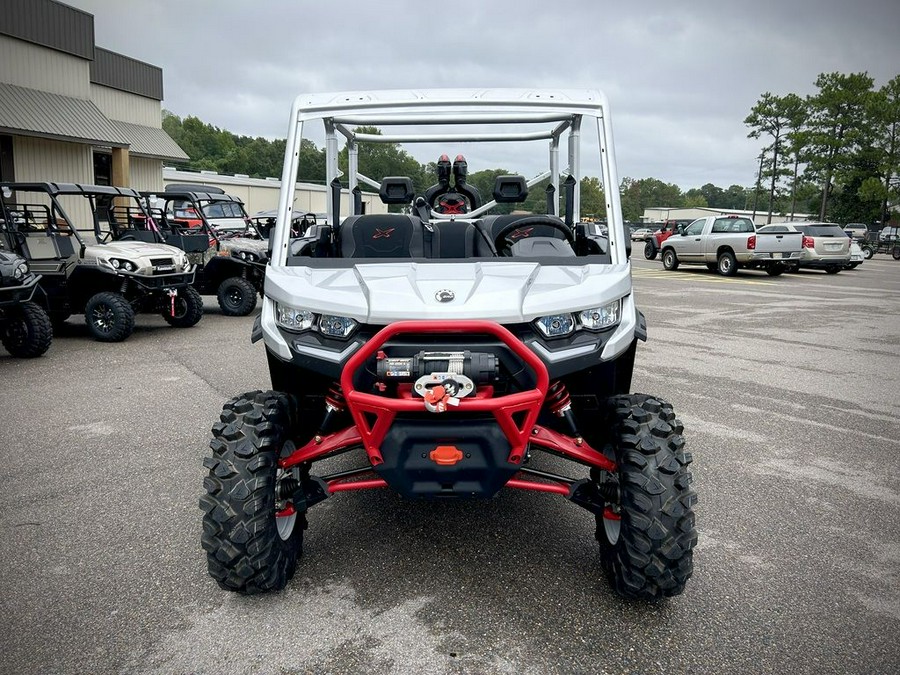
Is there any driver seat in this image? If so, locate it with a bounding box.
[475,214,568,256]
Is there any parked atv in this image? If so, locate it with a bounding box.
[0,248,52,357]
[141,190,266,316]
[200,89,698,601]
[0,183,201,342]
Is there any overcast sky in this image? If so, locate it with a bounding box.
[67,0,900,190]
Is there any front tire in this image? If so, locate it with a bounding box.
[217,277,257,316]
[200,390,304,594]
[85,292,134,342]
[661,248,679,270]
[2,301,52,357]
[862,246,874,260]
[595,394,697,600]
[717,250,738,276]
[644,240,658,260]
[163,286,204,327]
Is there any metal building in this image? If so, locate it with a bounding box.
[0,0,187,192]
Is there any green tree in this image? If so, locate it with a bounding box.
[745,93,801,223]
[579,176,606,216]
[619,177,682,221]
[805,72,875,220]
[861,75,900,225]
[681,188,707,208]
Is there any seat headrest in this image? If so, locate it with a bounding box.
[379,177,415,205]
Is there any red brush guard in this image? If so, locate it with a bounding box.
[278,320,616,496]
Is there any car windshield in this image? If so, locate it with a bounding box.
[202,202,244,219]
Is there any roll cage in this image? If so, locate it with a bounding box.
[268,89,626,266]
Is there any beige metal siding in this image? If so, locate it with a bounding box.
[0,35,90,97]
[12,136,93,226]
[90,85,160,127]
[130,157,163,191]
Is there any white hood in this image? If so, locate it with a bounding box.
[265,261,632,324]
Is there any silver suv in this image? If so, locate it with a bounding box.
[758,222,850,274]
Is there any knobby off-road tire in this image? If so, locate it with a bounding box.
[85,292,135,342]
[661,248,679,270]
[217,277,257,316]
[2,301,52,357]
[595,394,697,600]
[200,390,304,594]
[717,250,738,276]
[644,240,658,260]
[163,285,204,327]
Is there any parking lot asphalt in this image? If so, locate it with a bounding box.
[1,247,899,675]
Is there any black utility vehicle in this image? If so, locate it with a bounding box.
[0,248,52,357]
[0,183,202,342]
[142,190,267,316]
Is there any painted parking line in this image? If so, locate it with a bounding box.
[631,267,778,286]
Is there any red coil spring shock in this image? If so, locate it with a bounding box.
[546,380,572,415]
[546,380,580,439]
[318,382,346,436]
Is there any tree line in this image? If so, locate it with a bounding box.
[745,72,899,226]
[164,72,900,226]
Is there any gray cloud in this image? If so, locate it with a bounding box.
[68,0,900,189]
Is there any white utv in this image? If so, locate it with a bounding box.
[200,89,697,600]
[0,183,202,342]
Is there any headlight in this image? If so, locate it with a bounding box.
[121,261,135,272]
[111,258,121,269]
[579,300,621,331]
[275,303,314,332]
[14,262,28,279]
[318,314,358,338]
[534,313,576,338]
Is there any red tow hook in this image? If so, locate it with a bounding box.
[167,288,178,317]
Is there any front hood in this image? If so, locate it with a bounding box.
[87,241,185,258]
[81,241,189,274]
[265,261,632,324]
[220,238,268,257]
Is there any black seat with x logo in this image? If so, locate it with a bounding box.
[339,214,425,258]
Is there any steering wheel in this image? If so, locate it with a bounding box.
[493,216,575,256]
[118,234,137,241]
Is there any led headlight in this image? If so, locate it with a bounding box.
[318,314,358,338]
[579,300,621,331]
[534,313,576,338]
[121,261,136,272]
[14,262,28,279]
[275,303,314,332]
[111,258,121,269]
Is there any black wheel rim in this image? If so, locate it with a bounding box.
[4,320,27,347]
[92,304,115,333]
[226,286,243,309]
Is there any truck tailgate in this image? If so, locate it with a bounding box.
[755,232,803,255]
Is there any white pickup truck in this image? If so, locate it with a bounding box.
[659,215,803,276]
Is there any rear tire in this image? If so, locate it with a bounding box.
[217,277,257,316]
[765,264,785,276]
[717,251,738,276]
[595,394,697,600]
[825,265,841,274]
[643,240,658,260]
[661,248,679,270]
[163,286,204,327]
[85,292,134,342]
[862,247,874,260]
[2,301,52,357]
[200,390,304,594]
